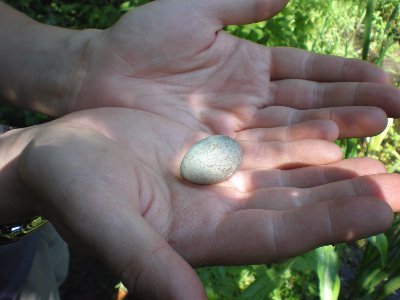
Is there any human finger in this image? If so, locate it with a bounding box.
[108,216,207,300]
[239,139,342,170]
[235,119,339,142]
[270,80,400,117]
[197,0,289,26]
[270,47,390,83]
[204,197,393,265]
[244,173,400,211]
[229,157,386,192]
[250,106,388,138]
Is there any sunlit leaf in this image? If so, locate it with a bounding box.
[315,246,340,300]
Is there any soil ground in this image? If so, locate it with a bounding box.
[59,246,118,300]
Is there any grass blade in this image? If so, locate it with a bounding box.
[315,246,340,300]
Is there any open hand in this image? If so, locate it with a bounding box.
[69,0,400,138]
[14,108,398,299]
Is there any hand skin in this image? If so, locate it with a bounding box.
[1,108,399,299]
[0,0,400,298]
[1,0,400,139]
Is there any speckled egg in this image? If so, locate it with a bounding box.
[180,135,242,185]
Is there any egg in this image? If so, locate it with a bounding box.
[180,135,242,184]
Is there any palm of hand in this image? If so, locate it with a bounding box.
[22,107,397,298]
[74,2,260,134]
[72,0,396,139]
[61,108,338,260]
[69,109,395,258]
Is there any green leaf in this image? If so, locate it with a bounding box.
[315,246,340,300]
[360,268,385,292]
[368,233,388,267]
[238,271,271,299]
[367,118,393,152]
[292,252,317,272]
[238,261,295,299]
[344,138,361,158]
[384,276,400,296]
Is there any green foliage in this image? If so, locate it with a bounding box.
[348,216,400,299]
[363,0,376,60]
[0,105,49,127]
[197,261,319,300]
[367,119,393,153]
[314,246,340,300]
[368,234,389,267]
[197,246,340,299]
[4,0,151,28]
[227,1,366,57]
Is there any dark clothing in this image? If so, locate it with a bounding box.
[0,233,39,300]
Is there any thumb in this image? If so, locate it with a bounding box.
[112,214,207,300]
[18,125,206,299]
[197,0,289,26]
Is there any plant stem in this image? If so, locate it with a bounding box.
[362,0,376,61]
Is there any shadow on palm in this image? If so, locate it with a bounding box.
[74,0,400,140]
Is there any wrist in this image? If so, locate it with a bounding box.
[0,8,102,116]
[62,28,104,115]
[0,128,48,245]
[0,125,41,224]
